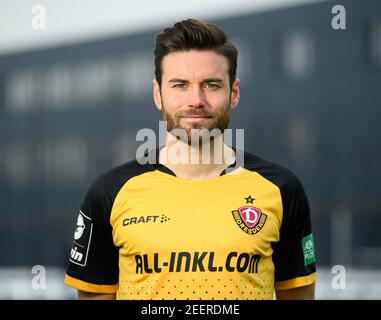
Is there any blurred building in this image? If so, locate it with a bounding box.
[0,0,380,281]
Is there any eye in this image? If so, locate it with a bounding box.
[172,83,186,89]
[204,83,219,89]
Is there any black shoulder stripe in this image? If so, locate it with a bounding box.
[93,157,155,213]
[242,151,315,281]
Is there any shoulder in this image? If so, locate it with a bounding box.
[242,151,305,196]
[85,156,155,201]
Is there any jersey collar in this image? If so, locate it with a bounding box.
[148,147,239,177]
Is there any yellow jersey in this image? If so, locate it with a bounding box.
[65,149,316,299]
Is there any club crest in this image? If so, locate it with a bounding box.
[232,206,267,235]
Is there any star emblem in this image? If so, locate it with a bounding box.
[245,195,255,204]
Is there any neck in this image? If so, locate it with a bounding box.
[159,132,235,180]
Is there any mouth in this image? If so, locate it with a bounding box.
[180,116,212,119]
[180,116,212,124]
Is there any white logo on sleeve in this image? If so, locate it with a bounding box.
[74,213,85,240]
[69,210,93,267]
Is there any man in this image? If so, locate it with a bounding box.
[64,19,316,300]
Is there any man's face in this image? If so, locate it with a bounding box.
[153,50,240,143]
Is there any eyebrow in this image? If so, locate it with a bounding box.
[168,78,224,84]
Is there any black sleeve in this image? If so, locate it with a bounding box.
[272,171,316,288]
[65,178,119,292]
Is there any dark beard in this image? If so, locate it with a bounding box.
[162,100,231,146]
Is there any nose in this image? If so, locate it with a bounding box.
[187,86,205,108]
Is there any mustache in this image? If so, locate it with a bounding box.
[176,110,213,117]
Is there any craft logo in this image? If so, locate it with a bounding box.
[123,214,170,226]
[232,206,267,235]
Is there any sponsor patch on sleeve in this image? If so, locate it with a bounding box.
[69,210,93,267]
[302,233,316,266]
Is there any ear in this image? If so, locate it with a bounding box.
[153,79,163,111]
[230,78,240,110]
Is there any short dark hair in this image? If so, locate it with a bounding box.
[154,19,238,89]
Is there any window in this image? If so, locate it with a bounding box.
[281,30,314,80]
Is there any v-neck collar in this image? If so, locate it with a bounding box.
[147,147,238,177]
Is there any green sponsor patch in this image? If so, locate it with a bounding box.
[302,234,316,266]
